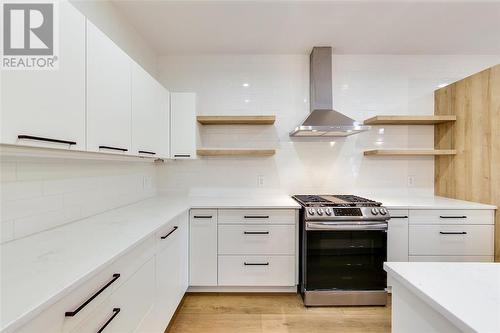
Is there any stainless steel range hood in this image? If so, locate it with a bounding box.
[290,47,370,137]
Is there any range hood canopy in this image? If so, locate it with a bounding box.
[290,47,370,137]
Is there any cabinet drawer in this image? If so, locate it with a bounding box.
[409,255,494,262]
[218,225,295,255]
[409,209,494,225]
[387,210,409,262]
[218,256,295,286]
[71,258,155,333]
[13,236,155,333]
[409,225,494,256]
[218,209,296,225]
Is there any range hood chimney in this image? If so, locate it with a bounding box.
[290,47,370,137]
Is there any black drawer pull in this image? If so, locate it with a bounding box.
[161,226,178,239]
[18,135,76,145]
[138,150,156,155]
[97,308,120,333]
[391,216,408,219]
[193,215,213,219]
[174,154,191,158]
[99,145,128,152]
[439,216,467,219]
[439,231,467,235]
[65,274,120,317]
[244,231,269,235]
[244,215,269,219]
[244,262,269,266]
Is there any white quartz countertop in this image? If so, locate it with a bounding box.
[384,262,500,333]
[370,195,496,210]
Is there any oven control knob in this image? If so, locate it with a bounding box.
[371,207,379,215]
[316,208,324,216]
[308,208,315,215]
[379,208,387,215]
[325,208,332,216]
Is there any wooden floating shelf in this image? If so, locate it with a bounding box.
[363,115,457,125]
[197,148,276,157]
[364,149,457,156]
[197,115,276,125]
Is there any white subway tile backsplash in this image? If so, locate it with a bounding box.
[1,181,43,201]
[1,220,14,243]
[1,195,63,221]
[0,159,157,242]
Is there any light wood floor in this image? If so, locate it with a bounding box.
[167,293,391,333]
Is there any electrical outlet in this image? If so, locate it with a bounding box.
[407,175,415,187]
[257,175,265,187]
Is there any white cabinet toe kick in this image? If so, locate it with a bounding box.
[189,208,299,292]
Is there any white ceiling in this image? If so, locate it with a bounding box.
[111,0,500,55]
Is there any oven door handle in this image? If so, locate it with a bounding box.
[306,222,388,231]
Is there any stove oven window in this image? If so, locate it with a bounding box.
[305,230,387,291]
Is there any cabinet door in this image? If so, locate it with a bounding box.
[131,63,160,157]
[157,84,170,158]
[387,210,409,262]
[155,213,188,328]
[189,209,218,286]
[86,20,131,154]
[170,92,196,159]
[0,2,85,150]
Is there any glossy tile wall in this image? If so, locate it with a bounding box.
[0,158,157,243]
[156,54,500,195]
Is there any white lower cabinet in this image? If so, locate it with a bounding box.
[189,210,218,286]
[218,256,295,286]
[12,214,189,333]
[189,208,298,290]
[387,210,409,262]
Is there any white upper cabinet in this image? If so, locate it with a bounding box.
[131,63,161,157]
[86,20,131,154]
[170,92,196,159]
[131,63,170,159]
[156,83,171,159]
[0,2,86,150]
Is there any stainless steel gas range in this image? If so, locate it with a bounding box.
[292,194,390,307]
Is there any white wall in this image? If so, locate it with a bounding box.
[157,54,500,196]
[70,0,159,78]
[0,157,157,243]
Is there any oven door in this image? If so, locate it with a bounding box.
[303,221,387,292]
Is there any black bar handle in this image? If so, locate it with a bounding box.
[18,135,76,145]
[439,231,467,235]
[174,154,191,158]
[391,216,409,219]
[65,274,120,317]
[161,226,178,239]
[244,215,269,219]
[439,216,467,219]
[244,231,270,235]
[138,150,156,155]
[193,215,213,219]
[97,308,121,333]
[99,145,128,152]
[244,262,269,266]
